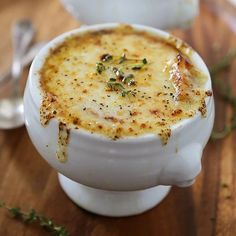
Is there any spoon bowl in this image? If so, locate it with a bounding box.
[0,98,24,129]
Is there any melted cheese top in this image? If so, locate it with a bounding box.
[40,25,211,144]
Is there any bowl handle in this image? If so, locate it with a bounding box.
[159,143,203,187]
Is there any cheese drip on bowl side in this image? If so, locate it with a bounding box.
[39,25,212,162]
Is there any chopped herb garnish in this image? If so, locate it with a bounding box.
[143,58,148,64]
[113,67,118,74]
[113,67,124,78]
[128,80,136,86]
[119,53,127,64]
[132,58,148,70]
[123,74,135,85]
[107,81,135,97]
[95,54,149,97]
[101,53,113,62]
[132,65,142,70]
[121,90,136,97]
[107,82,125,91]
[96,62,105,74]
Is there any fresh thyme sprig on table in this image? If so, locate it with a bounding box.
[210,48,236,139]
[0,201,69,236]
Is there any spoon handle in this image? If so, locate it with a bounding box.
[0,42,46,86]
[11,20,35,97]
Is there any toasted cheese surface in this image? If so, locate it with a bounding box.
[40,25,212,145]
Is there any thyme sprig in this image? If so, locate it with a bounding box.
[97,53,147,97]
[210,48,236,139]
[0,201,69,236]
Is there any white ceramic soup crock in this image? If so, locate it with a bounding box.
[60,0,199,29]
[24,23,214,217]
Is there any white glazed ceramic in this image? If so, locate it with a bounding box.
[60,0,199,29]
[24,23,214,217]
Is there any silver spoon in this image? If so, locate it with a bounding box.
[0,42,46,86]
[0,20,35,129]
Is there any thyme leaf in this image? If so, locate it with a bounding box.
[132,58,148,70]
[0,201,69,236]
[109,78,116,82]
[106,81,135,97]
[122,74,135,85]
[119,53,127,64]
[9,207,22,218]
[113,67,124,78]
[107,82,125,91]
[24,209,38,223]
[121,90,136,97]
[101,53,113,62]
[96,62,105,74]
[143,58,148,64]
[113,68,136,85]
[132,65,142,70]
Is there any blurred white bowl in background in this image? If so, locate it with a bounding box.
[60,0,199,29]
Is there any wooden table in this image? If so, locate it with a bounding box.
[0,0,235,235]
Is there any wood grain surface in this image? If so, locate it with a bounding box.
[0,0,235,235]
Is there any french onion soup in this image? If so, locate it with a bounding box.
[39,25,212,162]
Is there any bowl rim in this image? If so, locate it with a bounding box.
[27,22,213,144]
